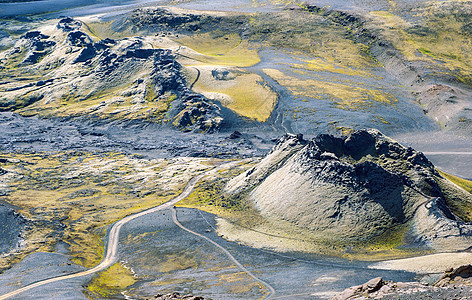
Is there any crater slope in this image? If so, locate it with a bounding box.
[226,129,472,253]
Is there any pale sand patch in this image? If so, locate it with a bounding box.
[215,218,323,254]
[311,291,339,299]
[370,252,472,274]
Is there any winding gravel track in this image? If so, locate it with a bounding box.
[0,159,266,300]
[171,206,276,299]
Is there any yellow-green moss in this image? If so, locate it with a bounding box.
[263,68,397,111]
[370,7,472,86]
[175,32,260,67]
[438,169,472,193]
[193,71,277,122]
[0,152,211,269]
[436,169,472,223]
[86,263,137,298]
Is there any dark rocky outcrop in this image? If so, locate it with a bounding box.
[73,43,97,63]
[1,18,223,133]
[211,68,235,81]
[57,17,82,32]
[435,265,472,287]
[226,129,472,249]
[151,292,206,300]
[18,31,55,65]
[129,8,222,32]
[66,30,92,47]
[131,8,202,28]
[229,130,242,139]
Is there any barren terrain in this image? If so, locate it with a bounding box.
[1,0,472,299]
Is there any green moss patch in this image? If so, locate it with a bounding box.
[86,263,137,298]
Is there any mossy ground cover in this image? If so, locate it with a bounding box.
[174,31,278,122]
[191,68,277,122]
[177,161,265,228]
[263,68,397,111]
[369,2,472,86]
[175,32,260,67]
[16,77,176,123]
[0,152,212,271]
[438,169,472,193]
[247,10,378,71]
[167,8,383,121]
[85,262,137,299]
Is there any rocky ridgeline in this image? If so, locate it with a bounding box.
[130,7,216,32]
[226,129,472,250]
[298,4,472,134]
[0,17,223,133]
[128,7,242,34]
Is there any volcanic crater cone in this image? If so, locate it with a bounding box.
[226,129,472,251]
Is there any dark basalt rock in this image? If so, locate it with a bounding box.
[124,48,155,59]
[229,130,242,139]
[19,30,56,65]
[296,130,442,200]
[129,7,239,33]
[57,17,82,32]
[344,129,376,159]
[66,31,92,47]
[22,31,49,40]
[211,68,235,81]
[73,44,97,63]
[152,292,206,300]
[130,8,207,31]
[22,51,46,64]
[177,111,192,127]
[314,134,344,158]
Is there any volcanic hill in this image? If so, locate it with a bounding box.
[226,129,472,252]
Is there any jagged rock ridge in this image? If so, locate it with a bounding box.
[226,129,472,250]
[0,18,223,133]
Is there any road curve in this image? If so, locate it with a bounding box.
[171,207,276,299]
[423,151,472,155]
[0,160,248,300]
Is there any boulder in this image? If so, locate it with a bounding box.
[153,292,206,299]
[435,265,472,287]
[331,277,385,300]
